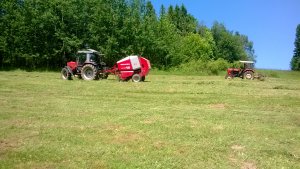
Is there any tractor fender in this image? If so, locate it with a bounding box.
[64,66,74,76]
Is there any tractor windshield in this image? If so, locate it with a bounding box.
[244,63,254,69]
[89,53,100,63]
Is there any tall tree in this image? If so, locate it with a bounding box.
[234,32,256,62]
[156,12,180,67]
[0,0,25,68]
[167,4,197,36]
[211,22,248,62]
[173,32,214,65]
[140,1,157,63]
[291,24,300,70]
[159,4,166,18]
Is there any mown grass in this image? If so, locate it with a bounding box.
[0,70,300,169]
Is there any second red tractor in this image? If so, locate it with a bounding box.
[225,61,255,80]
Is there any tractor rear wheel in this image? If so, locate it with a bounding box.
[244,71,254,80]
[61,67,72,80]
[81,64,98,80]
[132,74,141,82]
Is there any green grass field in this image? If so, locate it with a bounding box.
[0,70,300,168]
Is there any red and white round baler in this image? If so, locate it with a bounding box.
[109,55,151,82]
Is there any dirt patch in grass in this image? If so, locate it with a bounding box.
[143,120,154,124]
[229,144,257,169]
[212,125,224,131]
[175,147,188,155]
[0,138,21,154]
[241,161,257,169]
[231,144,245,151]
[153,141,166,150]
[0,131,39,160]
[103,124,125,132]
[142,116,162,125]
[15,162,57,169]
[2,118,33,128]
[142,118,158,125]
[89,160,109,169]
[209,103,227,109]
[292,115,300,127]
[189,119,199,128]
[229,157,257,169]
[112,132,143,144]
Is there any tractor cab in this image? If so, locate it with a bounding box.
[77,49,104,65]
[240,61,254,70]
[225,61,255,80]
[61,49,108,80]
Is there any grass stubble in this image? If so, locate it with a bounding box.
[0,70,299,168]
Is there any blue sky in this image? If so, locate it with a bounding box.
[151,0,300,70]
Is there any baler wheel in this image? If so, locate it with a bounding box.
[244,71,254,80]
[132,74,141,82]
[81,64,98,80]
[61,67,72,80]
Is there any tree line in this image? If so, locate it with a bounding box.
[0,0,256,72]
[291,24,300,70]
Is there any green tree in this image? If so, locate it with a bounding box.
[167,5,197,36]
[173,32,214,65]
[159,4,166,18]
[0,1,257,70]
[211,22,248,62]
[156,12,180,67]
[0,0,25,68]
[291,24,300,70]
[140,1,157,63]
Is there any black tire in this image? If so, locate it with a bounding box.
[81,64,98,80]
[244,71,254,80]
[61,67,72,80]
[132,74,141,82]
[141,76,145,81]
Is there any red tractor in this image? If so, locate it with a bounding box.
[225,61,255,80]
[61,49,109,80]
[61,49,151,82]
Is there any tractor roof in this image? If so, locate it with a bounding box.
[239,61,254,63]
[78,49,99,54]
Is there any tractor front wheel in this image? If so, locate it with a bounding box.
[61,67,72,80]
[244,71,254,80]
[225,74,233,80]
[81,64,98,80]
[132,74,141,82]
